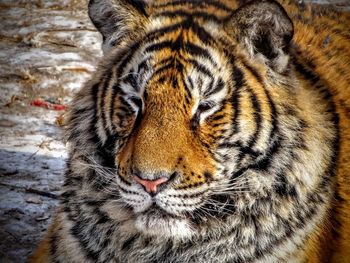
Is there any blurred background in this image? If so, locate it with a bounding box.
[0,0,349,262]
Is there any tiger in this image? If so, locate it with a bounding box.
[29,0,350,262]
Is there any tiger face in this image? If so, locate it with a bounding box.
[67,0,336,241]
[113,36,233,237]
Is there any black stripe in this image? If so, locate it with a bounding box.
[293,60,319,84]
[232,65,244,88]
[118,173,132,186]
[246,86,262,149]
[145,17,215,47]
[241,59,264,83]
[70,221,100,261]
[184,42,217,66]
[250,135,281,172]
[86,89,113,170]
[190,21,217,45]
[123,71,139,92]
[113,42,143,76]
[187,76,195,91]
[157,240,174,262]
[130,96,143,110]
[121,234,139,251]
[95,208,112,224]
[230,65,245,135]
[153,61,176,76]
[145,40,173,53]
[100,72,112,136]
[137,58,149,73]
[264,88,278,146]
[145,21,185,42]
[172,76,178,89]
[154,10,226,23]
[109,83,120,133]
[230,138,281,180]
[119,96,134,113]
[204,77,225,97]
[274,172,297,198]
[153,0,234,13]
[217,142,236,149]
[99,227,115,263]
[238,145,261,158]
[293,59,340,128]
[126,0,147,15]
[185,58,213,77]
[156,57,174,67]
[63,174,83,187]
[50,232,60,263]
[211,114,225,122]
[98,134,118,168]
[181,74,193,99]
[89,83,100,143]
[145,41,217,69]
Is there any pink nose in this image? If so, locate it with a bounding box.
[133,176,168,195]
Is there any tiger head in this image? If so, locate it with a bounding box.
[67,0,335,240]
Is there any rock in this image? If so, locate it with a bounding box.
[25,196,42,204]
[0,119,17,128]
[35,213,50,221]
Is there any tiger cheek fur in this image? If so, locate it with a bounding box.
[29,0,350,263]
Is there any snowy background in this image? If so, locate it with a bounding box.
[0,0,349,262]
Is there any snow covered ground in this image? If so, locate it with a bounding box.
[0,0,348,262]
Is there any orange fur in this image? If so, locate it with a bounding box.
[280,1,350,261]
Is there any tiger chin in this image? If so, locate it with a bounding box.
[29,0,350,262]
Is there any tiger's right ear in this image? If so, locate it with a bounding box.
[88,0,150,52]
[226,0,293,73]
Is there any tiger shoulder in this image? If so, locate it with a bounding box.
[29,0,350,262]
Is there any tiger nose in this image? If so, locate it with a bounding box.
[133,175,168,195]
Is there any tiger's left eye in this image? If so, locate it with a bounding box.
[191,101,215,129]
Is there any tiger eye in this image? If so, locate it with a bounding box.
[191,103,213,130]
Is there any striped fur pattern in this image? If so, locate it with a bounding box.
[30,0,350,262]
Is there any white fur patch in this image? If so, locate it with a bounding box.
[135,214,194,239]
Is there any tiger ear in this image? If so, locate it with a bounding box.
[88,0,150,52]
[227,0,294,73]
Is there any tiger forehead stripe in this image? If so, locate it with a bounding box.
[146,17,217,45]
[153,0,235,13]
[153,1,234,23]
[145,40,218,68]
